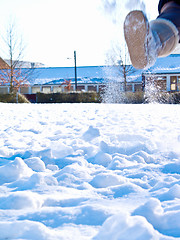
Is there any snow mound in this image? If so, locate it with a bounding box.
[0,220,58,240]
[82,126,100,141]
[130,150,155,163]
[55,162,91,187]
[51,141,73,159]
[90,172,126,188]
[0,157,33,183]
[0,146,14,158]
[0,191,43,209]
[93,212,161,240]
[89,151,112,167]
[108,154,136,170]
[156,184,180,201]
[162,162,180,174]
[133,198,180,237]
[8,173,58,191]
[100,139,155,156]
[112,183,145,198]
[25,157,46,172]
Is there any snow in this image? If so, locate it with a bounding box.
[145,54,180,74]
[25,65,141,85]
[0,103,180,240]
[29,66,109,84]
[7,54,179,87]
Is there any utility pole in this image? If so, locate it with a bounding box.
[74,50,77,91]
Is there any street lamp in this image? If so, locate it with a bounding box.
[74,50,77,91]
[67,51,77,91]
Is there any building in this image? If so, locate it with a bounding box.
[0,57,9,69]
[4,59,45,68]
[0,65,142,96]
[143,54,180,92]
[0,54,180,102]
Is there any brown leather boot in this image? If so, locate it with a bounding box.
[124,10,179,69]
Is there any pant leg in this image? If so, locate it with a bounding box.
[157,2,180,39]
[158,0,180,13]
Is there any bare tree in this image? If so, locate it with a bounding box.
[0,21,34,93]
[106,44,135,92]
[101,44,136,103]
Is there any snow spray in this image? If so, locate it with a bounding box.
[144,74,171,104]
[100,0,145,103]
[101,0,160,104]
[125,0,146,13]
[101,0,146,24]
[101,0,117,15]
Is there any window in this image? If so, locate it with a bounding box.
[154,80,166,91]
[42,87,51,93]
[178,76,180,91]
[53,86,62,93]
[156,76,166,81]
[145,76,167,91]
[77,86,85,91]
[88,85,97,92]
[99,85,105,93]
[126,84,132,92]
[0,87,9,94]
[134,84,142,92]
[170,76,177,91]
[20,87,29,94]
[32,87,41,93]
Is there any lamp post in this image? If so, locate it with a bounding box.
[74,50,77,91]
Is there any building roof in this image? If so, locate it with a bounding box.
[33,54,180,85]
[32,65,142,85]
[144,54,180,75]
[0,54,179,86]
[32,66,106,84]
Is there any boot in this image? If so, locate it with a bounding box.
[124,10,179,69]
[150,18,179,57]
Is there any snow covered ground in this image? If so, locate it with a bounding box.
[0,103,180,240]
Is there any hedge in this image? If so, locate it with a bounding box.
[0,93,30,103]
[36,92,100,103]
[123,91,144,104]
[1,91,180,104]
[102,91,180,104]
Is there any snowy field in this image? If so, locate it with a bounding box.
[0,103,180,240]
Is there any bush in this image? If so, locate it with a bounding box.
[170,92,180,104]
[0,93,30,103]
[144,91,174,104]
[123,91,144,104]
[36,91,100,103]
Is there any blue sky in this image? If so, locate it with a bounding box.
[0,0,159,67]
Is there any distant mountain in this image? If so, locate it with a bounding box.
[4,59,45,68]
